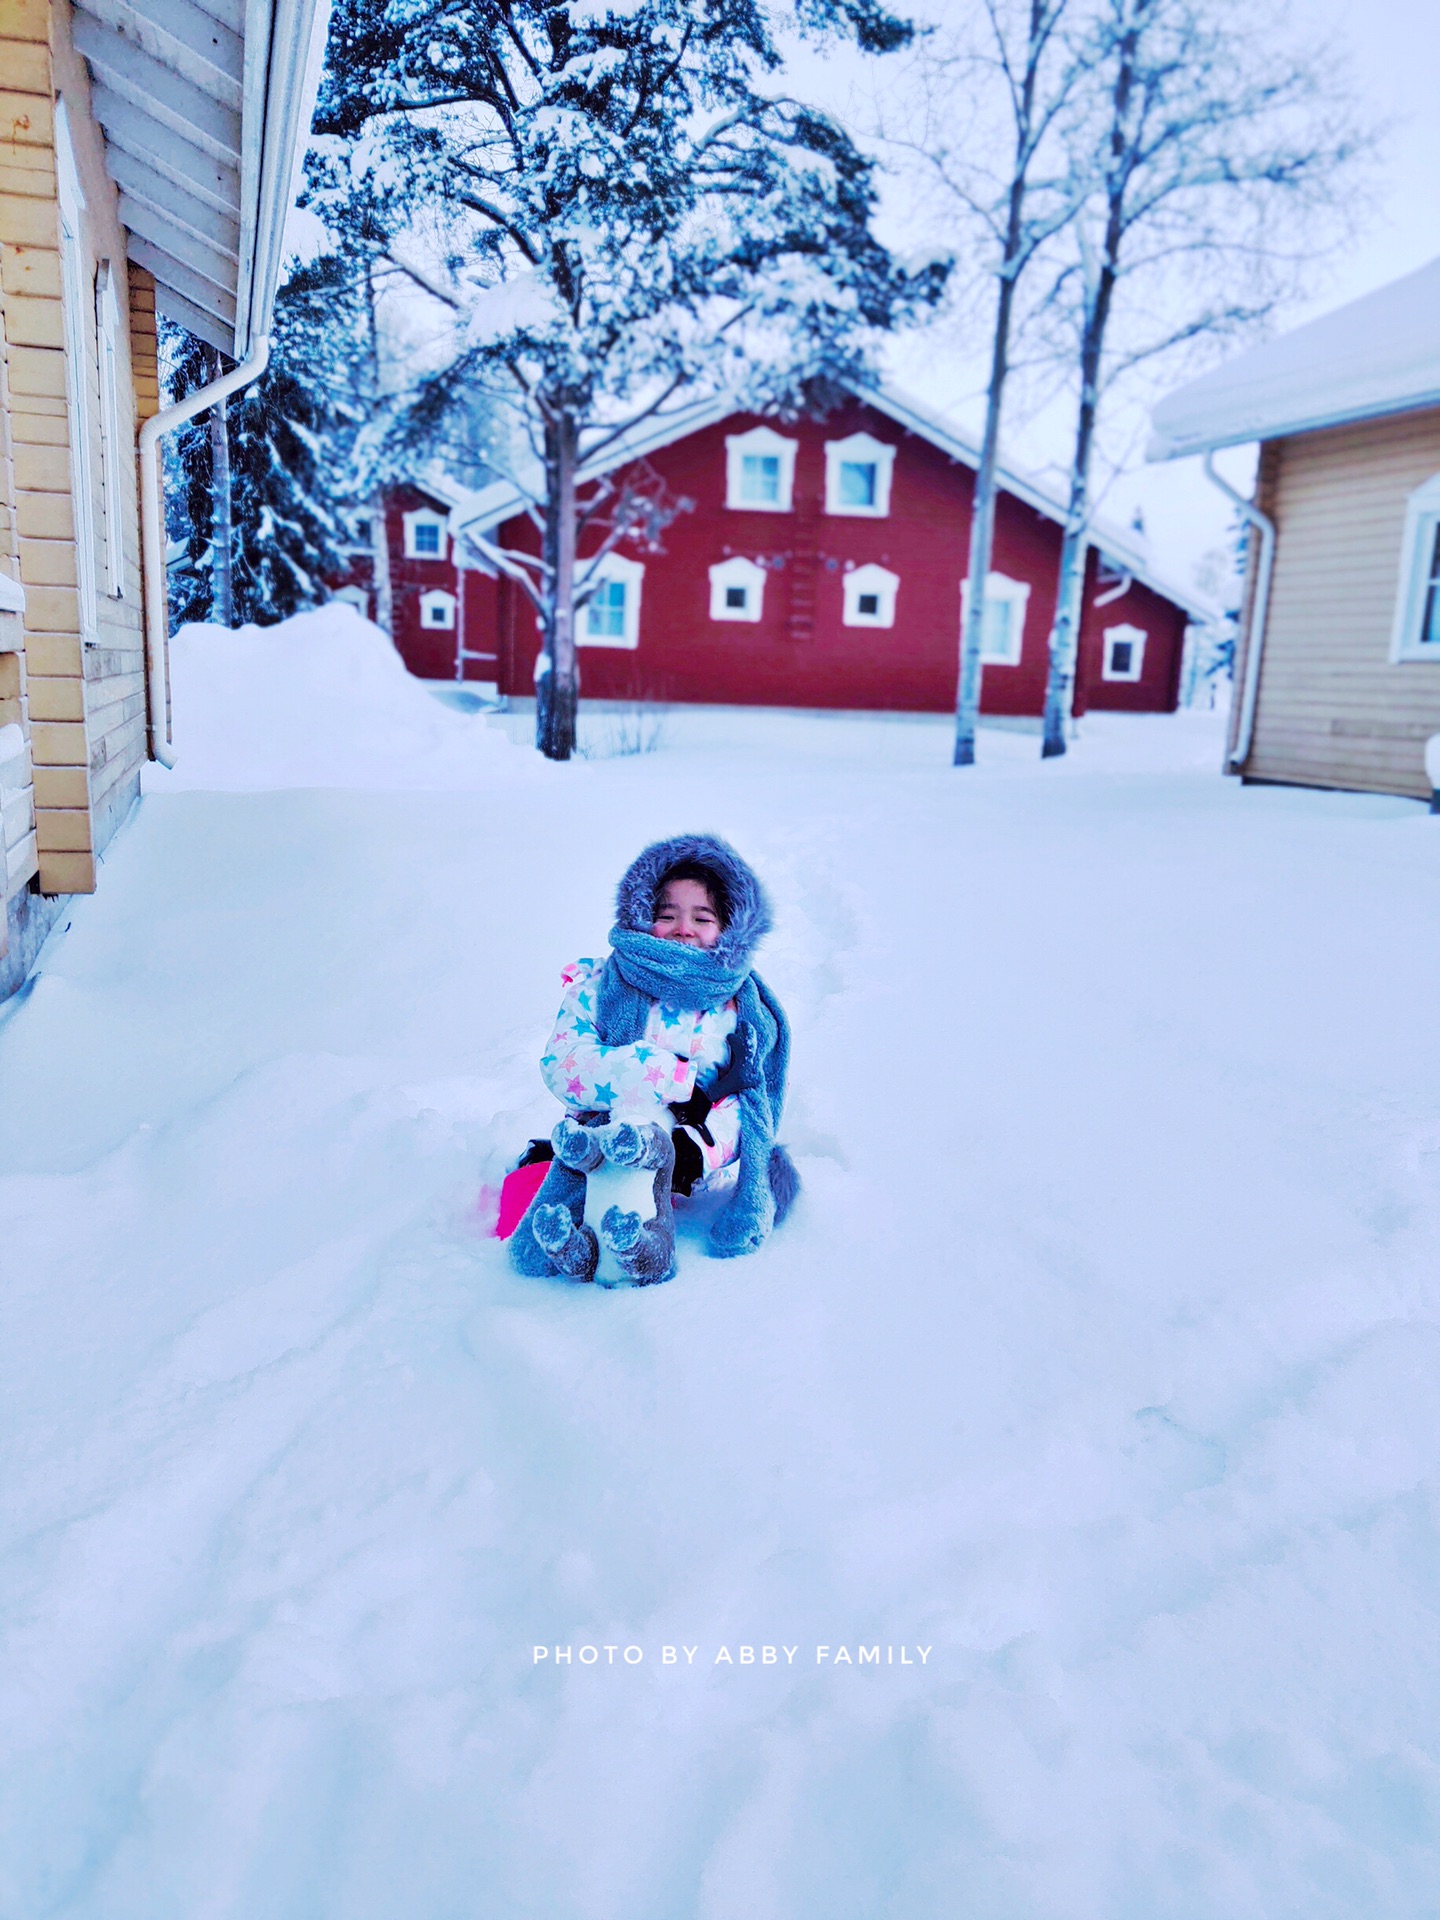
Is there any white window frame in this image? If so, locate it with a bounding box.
[578,552,643,649]
[55,104,98,643]
[403,508,449,561]
[824,431,895,518]
[708,555,766,623]
[94,261,125,598]
[842,562,899,629]
[331,584,369,619]
[1390,471,1440,661]
[962,571,1031,666]
[1101,622,1147,682]
[419,588,456,630]
[725,426,797,513]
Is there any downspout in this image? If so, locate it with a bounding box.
[1202,449,1275,771]
[139,338,270,768]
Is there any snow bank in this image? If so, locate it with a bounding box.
[145,605,528,792]
[4,699,1439,1916]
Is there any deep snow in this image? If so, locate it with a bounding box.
[3,614,1440,1918]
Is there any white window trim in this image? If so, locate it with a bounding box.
[842,562,899,629]
[95,261,126,598]
[708,555,766,623]
[961,571,1031,666]
[403,508,449,561]
[725,426,798,513]
[578,551,643,649]
[419,588,456,630]
[55,104,98,643]
[1101,622,1147,682]
[331,584,369,619]
[824,432,896,518]
[1390,471,1440,661]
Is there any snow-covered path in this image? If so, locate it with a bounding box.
[3,660,1439,1917]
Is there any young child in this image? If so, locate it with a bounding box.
[510,833,799,1284]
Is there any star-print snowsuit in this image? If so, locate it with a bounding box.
[540,957,742,1180]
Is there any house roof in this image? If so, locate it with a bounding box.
[71,0,328,356]
[449,380,1215,622]
[1148,258,1440,461]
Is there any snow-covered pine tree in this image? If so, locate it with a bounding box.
[228,255,365,625]
[309,0,946,759]
[158,318,219,630]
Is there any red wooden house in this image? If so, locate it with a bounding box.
[343,385,1208,718]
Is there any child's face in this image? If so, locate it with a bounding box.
[652,878,722,949]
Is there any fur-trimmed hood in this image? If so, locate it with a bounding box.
[613,834,773,970]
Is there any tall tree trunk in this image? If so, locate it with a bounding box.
[209,354,233,626]
[954,268,1019,765]
[1040,11,1135,759]
[536,411,579,761]
[370,493,394,635]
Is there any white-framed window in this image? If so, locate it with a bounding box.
[1390,471,1440,660]
[403,508,448,560]
[709,555,766,622]
[842,562,899,628]
[962,571,1031,666]
[95,261,125,597]
[419,588,456,630]
[579,552,643,648]
[331,584,369,619]
[824,431,895,518]
[1102,622,1147,682]
[55,104,98,643]
[725,425,798,513]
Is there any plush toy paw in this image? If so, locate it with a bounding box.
[599,1120,674,1171]
[533,1203,578,1252]
[531,1202,598,1281]
[600,1205,644,1254]
[553,1118,604,1171]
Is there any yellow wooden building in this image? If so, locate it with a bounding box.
[1150,259,1440,802]
[1,0,322,996]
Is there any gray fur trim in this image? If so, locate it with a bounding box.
[614,834,773,969]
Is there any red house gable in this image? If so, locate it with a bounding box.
[367,395,1199,720]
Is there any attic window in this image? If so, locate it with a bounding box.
[1102,623,1147,681]
[709,556,765,622]
[403,509,448,560]
[420,589,456,629]
[824,433,895,518]
[1391,472,1440,660]
[842,563,899,628]
[725,427,797,513]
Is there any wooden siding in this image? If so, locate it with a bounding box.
[1242,408,1440,800]
[0,0,150,896]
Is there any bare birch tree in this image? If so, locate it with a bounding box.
[1036,0,1365,756]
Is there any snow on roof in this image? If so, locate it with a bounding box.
[448,381,1216,622]
[1148,257,1440,461]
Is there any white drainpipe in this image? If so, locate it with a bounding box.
[139,338,271,768]
[1202,449,1275,771]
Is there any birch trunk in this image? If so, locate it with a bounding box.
[954,269,1018,765]
[370,495,394,635]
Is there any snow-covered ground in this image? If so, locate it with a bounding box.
[3,613,1439,1918]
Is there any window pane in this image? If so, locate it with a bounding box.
[725,585,747,609]
[983,599,1014,661]
[839,461,877,507]
[1110,639,1133,675]
[858,592,879,616]
[741,454,780,503]
[588,579,627,636]
[415,522,440,553]
[1423,523,1440,647]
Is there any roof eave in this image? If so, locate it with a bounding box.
[1148,387,1440,463]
